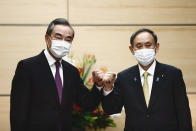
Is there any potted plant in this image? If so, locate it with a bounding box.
[70,54,116,131]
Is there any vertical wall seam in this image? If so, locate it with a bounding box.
[67,0,69,21]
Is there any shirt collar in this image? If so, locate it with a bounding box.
[138,60,156,77]
[44,49,62,67]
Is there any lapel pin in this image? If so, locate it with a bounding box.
[134,77,137,82]
[156,77,160,82]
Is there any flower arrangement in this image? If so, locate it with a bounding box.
[72,54,116,130]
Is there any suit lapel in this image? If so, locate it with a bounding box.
[61,60,72,105]
[130,62,166,110]
[148,62,166,109]
[129,66,148,110]
[36,51,60,104]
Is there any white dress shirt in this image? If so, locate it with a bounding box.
[103,60,156,97]
[138,60,156,97]
[44,49,64,85]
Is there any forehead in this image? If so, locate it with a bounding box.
[51,24,73,36]
[133,32,154,44]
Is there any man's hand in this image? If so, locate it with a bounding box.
[92,70,104,87]
[103,72,116,91]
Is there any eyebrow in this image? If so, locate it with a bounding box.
[145,42,152,44]
[54,33,63,37]
[54,33,73,39]
[135,43,142,45]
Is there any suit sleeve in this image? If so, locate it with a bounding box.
[173,69,192,131]
[10,61,31,131]
[74,69,101,112]
[101,74,123,115]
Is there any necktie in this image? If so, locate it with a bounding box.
[55,61,63,104]
[143,72,149,107]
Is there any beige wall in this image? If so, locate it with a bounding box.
[0,0,196,130]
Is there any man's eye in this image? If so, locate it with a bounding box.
[136,45,142,48]
[56,37,62,40]
[65,39,72,43]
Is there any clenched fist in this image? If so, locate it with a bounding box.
[92,70,105,87]
[92,71,116,91]
[103,72,116,91]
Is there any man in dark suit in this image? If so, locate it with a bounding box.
[10,18,101,131]
[94,28,192,131]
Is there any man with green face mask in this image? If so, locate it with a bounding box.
[93,28,192,131]
[10,18,101,131]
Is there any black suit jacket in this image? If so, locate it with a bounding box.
[10,51,101,131]
[102,62,192,131]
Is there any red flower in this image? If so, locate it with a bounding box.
[73,104,81,114]
[92,110,105,115]
[92,110,99,114]
[78,67,83,76]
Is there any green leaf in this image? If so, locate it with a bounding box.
[83,62,94,83]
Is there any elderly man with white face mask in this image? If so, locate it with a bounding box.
[93,28,192,131]
[10,18,101,131]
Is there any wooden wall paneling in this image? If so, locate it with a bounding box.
[0,97,10,131]
[0,0,68,24]
[0,26,195,94]
[188,94,196,130]
[69,0,196,24]
[156,27,196,92]
[0,26,46,94]
[71,26,196,92]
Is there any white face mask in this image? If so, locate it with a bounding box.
[49,40,71,58]
[134,49,155,66]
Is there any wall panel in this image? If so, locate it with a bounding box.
[0,26,196,94]
[69,0,196,24]
[0,26,46,94]
[0,0,67,24]
[71,26,196,92]
[0,97,10,131]
[189,95,196,130]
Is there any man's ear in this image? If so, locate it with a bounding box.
[45,34,51,48]
[129,45,135,55]
[155,43,160,54]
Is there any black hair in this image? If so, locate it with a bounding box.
[130,28,157,46]
[46,18,74,38]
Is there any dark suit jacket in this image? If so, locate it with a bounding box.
[102,62,192,131]
[10,51,101,131]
